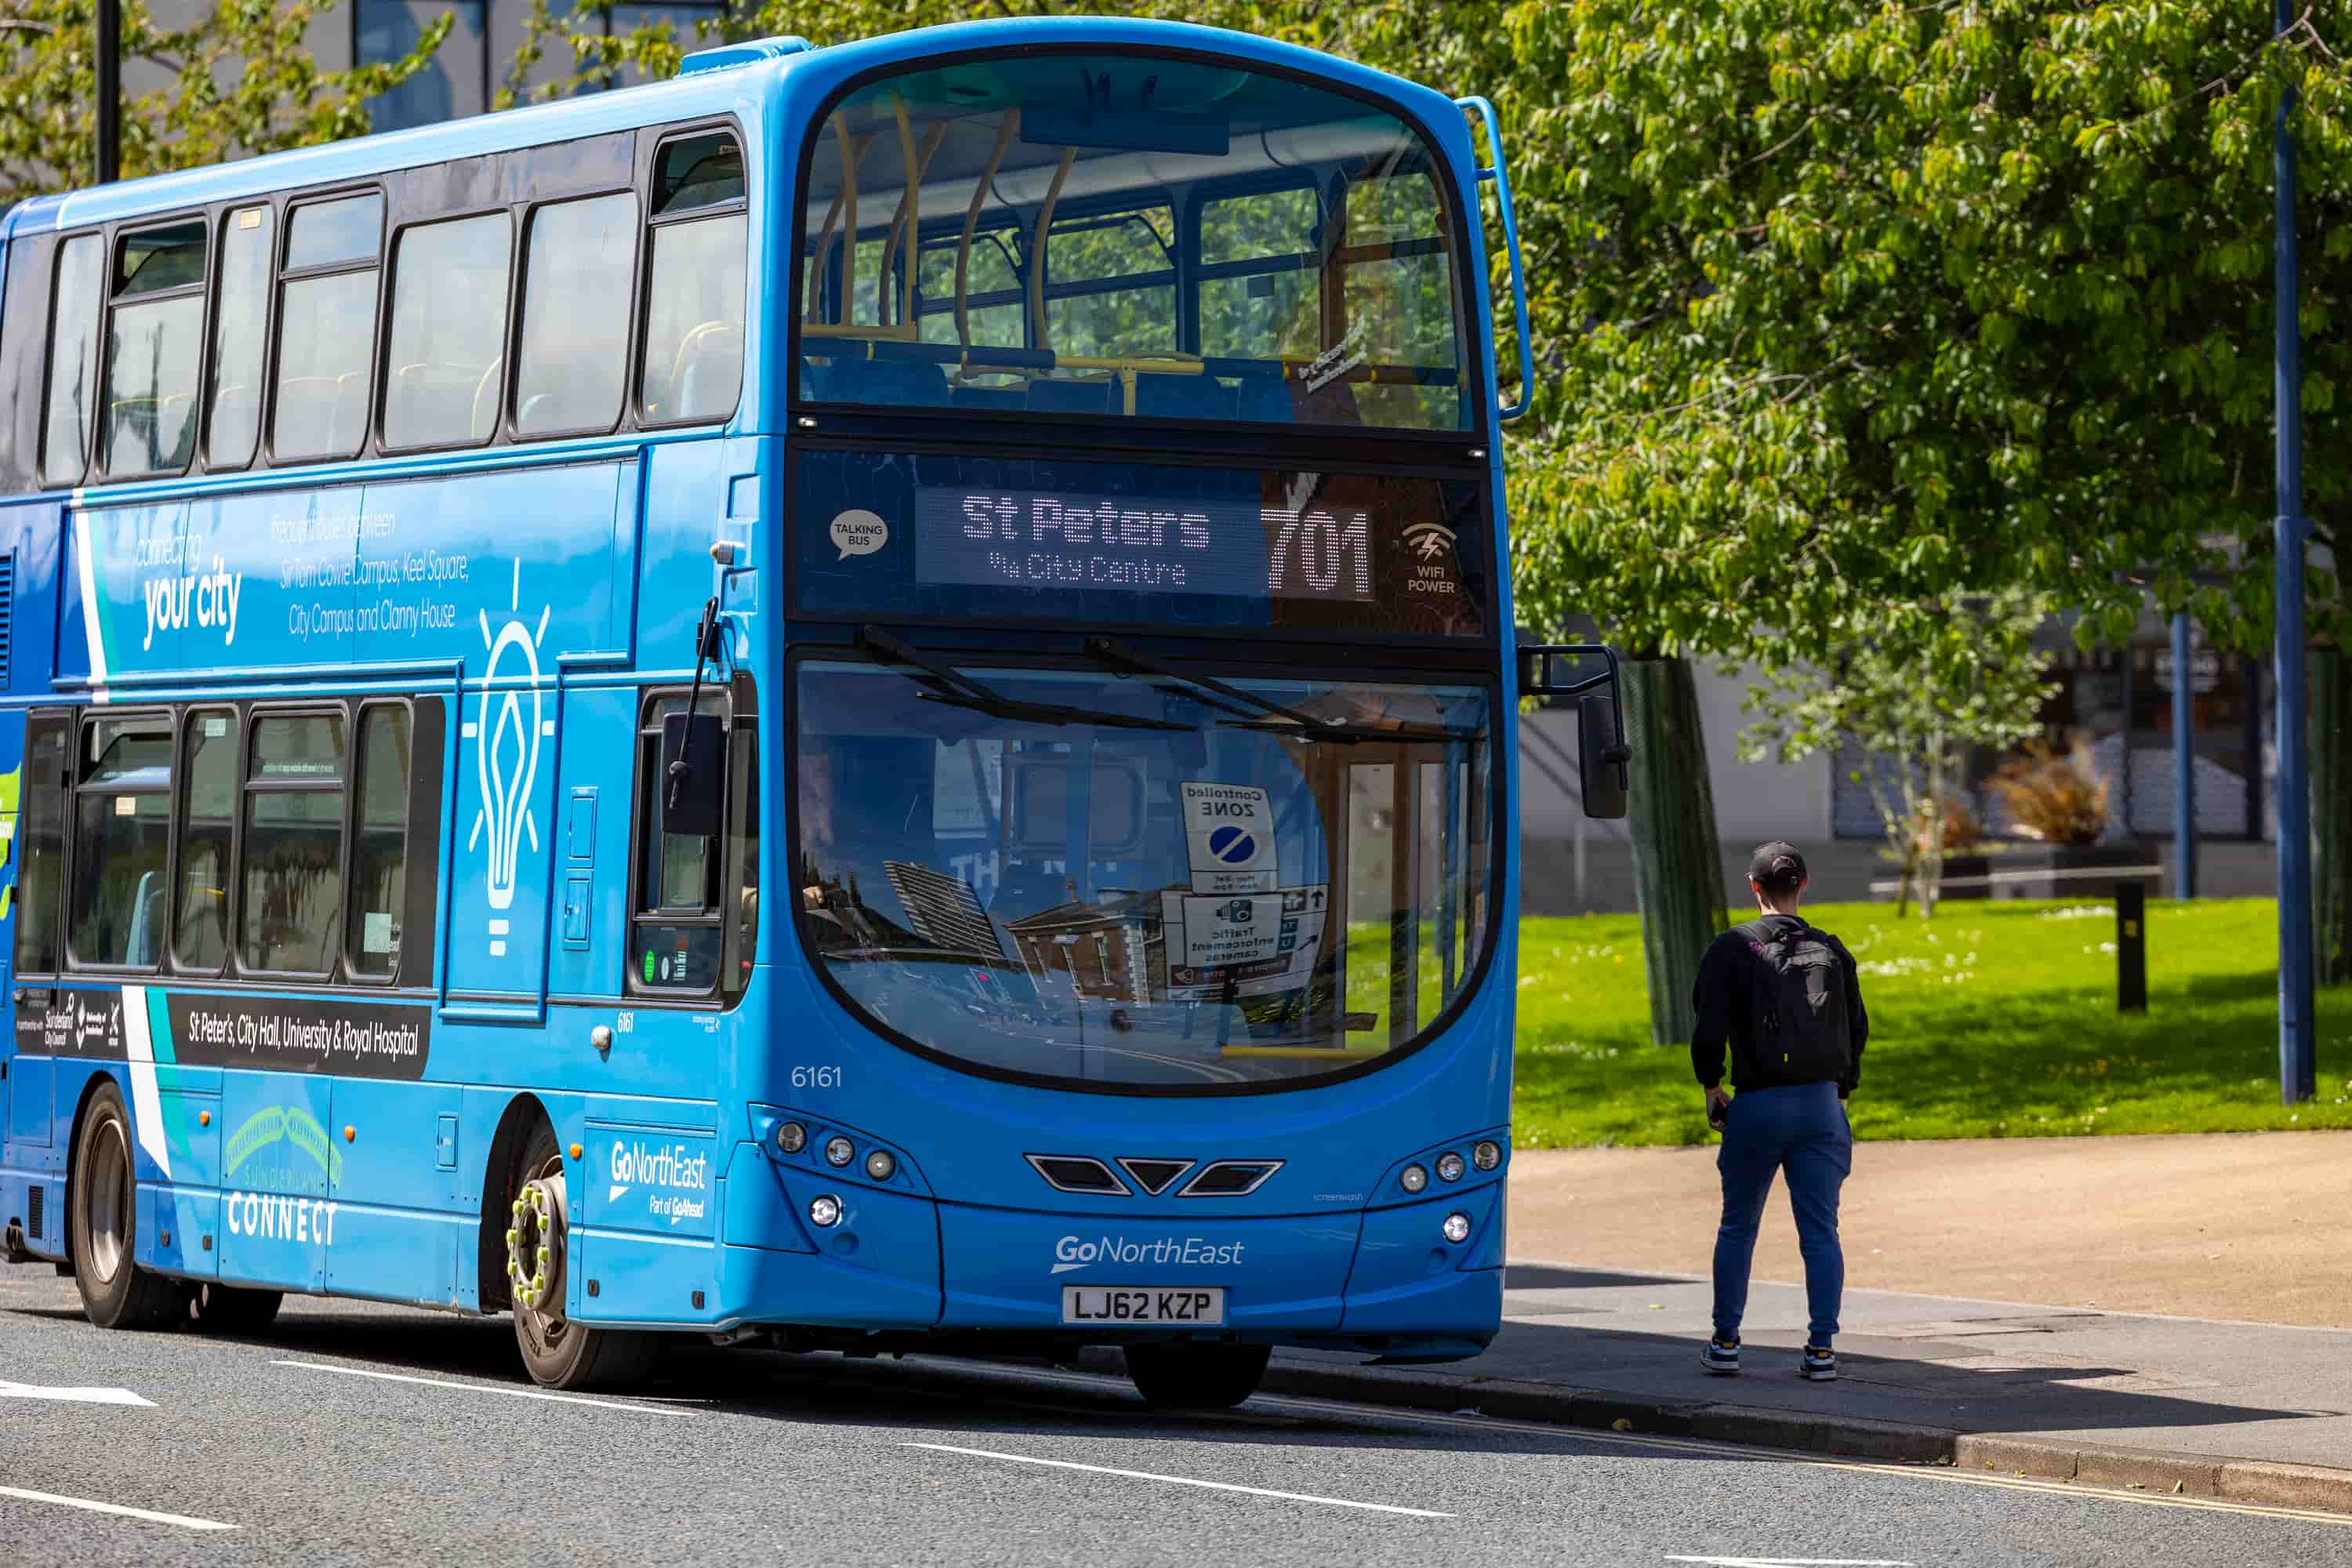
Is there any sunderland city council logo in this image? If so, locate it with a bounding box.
[468,561,550,958]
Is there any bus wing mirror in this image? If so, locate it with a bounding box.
[1518,639,1631,821]
[661,713,727,839]
[1577,692,1629,821]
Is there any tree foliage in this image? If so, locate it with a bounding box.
[1741,591,2060,918]
[1501,1,2348,673]
[0,0,448,208]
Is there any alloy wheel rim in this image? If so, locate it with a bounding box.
[87,1117,129,1284]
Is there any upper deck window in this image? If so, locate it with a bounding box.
[274,194,384,464]
[41,235,105,487]
[101,220,206,477]
[383,212,511,449]
[796,53,1468,433]
[640,129,746,426]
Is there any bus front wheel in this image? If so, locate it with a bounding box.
[505,1123,657,1391]
[1123,1343,1271,1410]
[68,1083,181,1330]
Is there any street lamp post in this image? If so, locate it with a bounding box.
[2274,0,2317,1105]
[95,0,120,184]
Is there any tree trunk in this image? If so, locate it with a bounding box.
[2315,645,2352,986]
[1624,655,1729,1045]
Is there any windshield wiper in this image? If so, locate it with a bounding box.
[857,626,1191,733]
[1082,637,1479,746]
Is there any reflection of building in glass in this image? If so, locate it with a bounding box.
[1830,613,2266,844]
[1004,893,1165,1004]
[882,860,1004,963]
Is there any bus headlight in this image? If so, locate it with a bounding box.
[1399,1163,1428,1193]
[776,1121,807,1155]
[809,1195,843,1229]
[1442,1211,1472,1244]
[865,1149,896,1181]
[825,1135,855,1167]
[1472,1140,1501,1171]
[1436,1152,1465,1182]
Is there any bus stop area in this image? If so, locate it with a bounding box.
[1075,1131,2352,1512]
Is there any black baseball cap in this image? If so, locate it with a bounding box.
[1748,842,1808,884]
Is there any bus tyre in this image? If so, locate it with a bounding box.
[1123,1343,1272,1410]
[507,1123,659,1391]
[184,1282,282,1336]
[68,1083,181,1330]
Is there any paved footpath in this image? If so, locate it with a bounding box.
[1228,1130,2352,1511]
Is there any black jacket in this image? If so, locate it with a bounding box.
[1690,914,1868,1095]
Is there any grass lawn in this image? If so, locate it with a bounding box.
[1509,897,2352,1147]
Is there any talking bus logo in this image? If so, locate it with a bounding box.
[468,560,550,958]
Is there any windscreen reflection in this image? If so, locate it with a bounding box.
[793,659,1492,1087]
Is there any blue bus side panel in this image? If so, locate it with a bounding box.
[153,1081,222,1279]
[58,465,630,689]
[216,1069,334,1291]
[1338,1185,1501,1334]
[548,688,635,997]
[326,1077,470,1306]
[637,437,755,661]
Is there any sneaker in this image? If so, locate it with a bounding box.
[1801,1344,1837,1381]
[1699,1337,1740,1375]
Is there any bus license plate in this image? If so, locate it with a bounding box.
[1060,1286,1226,1326]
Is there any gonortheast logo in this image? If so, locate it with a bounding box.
[1051,1234,1245,1276]
[608,1139,710,1227]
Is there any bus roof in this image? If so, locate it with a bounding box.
[2,17,1465,242]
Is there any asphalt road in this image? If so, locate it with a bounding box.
[5,1265,2350,1567]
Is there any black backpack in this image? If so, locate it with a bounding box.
[1737,917,1852,1087]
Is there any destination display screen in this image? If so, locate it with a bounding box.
[791,450,1489,641]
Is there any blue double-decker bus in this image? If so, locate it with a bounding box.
[0,18,1622,1399]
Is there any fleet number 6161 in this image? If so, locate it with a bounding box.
[791,1065,843,1090]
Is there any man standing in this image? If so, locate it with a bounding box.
[1692,843,1867,1381]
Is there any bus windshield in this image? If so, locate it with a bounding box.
[793,655,1494,1088]
[796,52,1467,433]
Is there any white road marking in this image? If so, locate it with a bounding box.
[272,1360,694,1417]
[923,1359,2352,1530]
[902,1441,1454,1519]
[0,1380,154,1406]
[1666,1559,1915,1566]
[0,1483,234,1532]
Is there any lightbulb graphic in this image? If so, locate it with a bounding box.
[470,561,550,942]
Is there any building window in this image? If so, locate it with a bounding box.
[361,0,488,132]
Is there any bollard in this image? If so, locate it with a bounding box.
[2116,880,2147,1012]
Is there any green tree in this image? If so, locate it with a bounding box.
[1741,591,2060,920]
[1501,1,2351,994]
[0,0,449,207]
